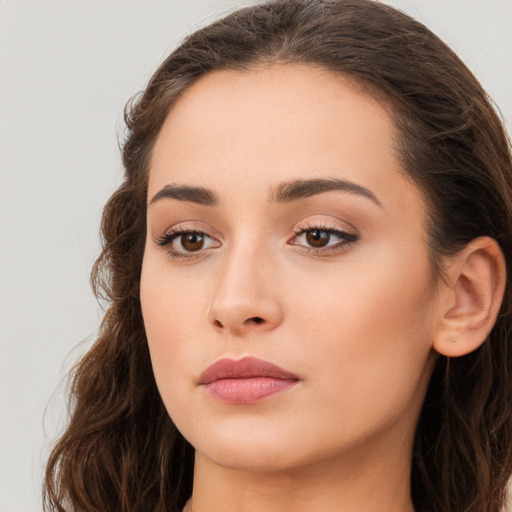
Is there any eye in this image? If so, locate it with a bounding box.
[304,229,333,248]
[289,224,358,254]
[155,227,220,259]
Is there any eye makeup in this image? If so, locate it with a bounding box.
[153,218,359,261]
[289,220,358,256]
[155,225,220,260]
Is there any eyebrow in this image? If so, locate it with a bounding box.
[149,184,218,206]
[148,177,381,208]
[270,178,382,206]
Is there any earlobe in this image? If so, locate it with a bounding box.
[433,236,506,358]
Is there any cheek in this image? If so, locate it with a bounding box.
[142,278,201,347]
[140,258,206,402]
[285,242,437,425]
[288,249,434,344]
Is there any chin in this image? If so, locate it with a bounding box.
[185,420,309,472]
[197,441,303,473]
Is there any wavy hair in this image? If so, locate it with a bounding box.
[44,1,512,511]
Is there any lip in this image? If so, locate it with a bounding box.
[199,356,300,404]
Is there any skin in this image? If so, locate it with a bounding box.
[140,64,445,512]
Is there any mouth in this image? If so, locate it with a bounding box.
[198,356,300,404]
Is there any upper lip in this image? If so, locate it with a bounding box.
[198,356,299,384]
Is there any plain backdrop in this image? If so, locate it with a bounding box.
[1,1,511,510]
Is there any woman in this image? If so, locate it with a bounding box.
[44,1,512,511]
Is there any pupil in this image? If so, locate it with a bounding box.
[306,229,330,247]
[182,233,204,251]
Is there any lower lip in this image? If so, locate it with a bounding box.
[203,377,298,404]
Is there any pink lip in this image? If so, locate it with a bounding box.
[199,356,300,404]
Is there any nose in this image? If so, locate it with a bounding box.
[208,244,283,336]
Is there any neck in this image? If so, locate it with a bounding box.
[188,429,416,512]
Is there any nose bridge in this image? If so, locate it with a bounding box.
[208,235,282,333]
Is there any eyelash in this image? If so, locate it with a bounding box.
[155,226,217,260]
[155,223,358,260]
[290,222,358,255]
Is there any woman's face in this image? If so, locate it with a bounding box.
[141,65,439,472]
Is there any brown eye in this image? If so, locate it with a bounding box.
[180,232,205,252]
[306,229,331,247]
[155,228,220,259]
[289,225,358,254]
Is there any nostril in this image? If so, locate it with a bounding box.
[212,316,266,329]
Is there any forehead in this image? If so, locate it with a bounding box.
[149,64,419,215]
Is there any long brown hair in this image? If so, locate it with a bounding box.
[44,1,512,511]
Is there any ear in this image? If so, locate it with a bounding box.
[433,236,506,357]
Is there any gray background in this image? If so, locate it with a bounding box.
[1,1,511,510]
